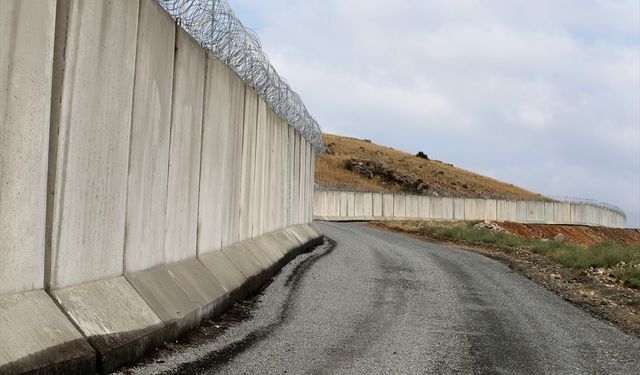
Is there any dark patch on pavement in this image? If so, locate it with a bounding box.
[163,238,336,375]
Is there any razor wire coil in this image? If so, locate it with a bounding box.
[157,0,323,153]
[545,195,627,219]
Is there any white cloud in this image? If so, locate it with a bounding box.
[229,0,640,226]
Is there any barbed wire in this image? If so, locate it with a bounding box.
[157,0,323,153]
[545,195,626,219]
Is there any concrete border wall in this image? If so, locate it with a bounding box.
[0,1,321,373]
[313,190,626,228]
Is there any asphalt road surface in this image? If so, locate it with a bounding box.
[123,222,640,374]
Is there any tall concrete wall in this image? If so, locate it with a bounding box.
[314,190,626,228]
[0,2,321,372]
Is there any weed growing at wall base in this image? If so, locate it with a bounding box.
[416,222,640,289]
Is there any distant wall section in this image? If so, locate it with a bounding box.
[314,190,626,228]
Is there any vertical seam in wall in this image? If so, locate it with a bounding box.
[236,82,246,243]
[45,0,71,291]
[122,0,143,275]
[163,21,178,264]
[250,93,259,236]
[195,56,208,257]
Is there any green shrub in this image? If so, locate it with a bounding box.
[416,222,640,288]
[416,151,429,160]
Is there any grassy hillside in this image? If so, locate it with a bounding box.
[315,134,546,201]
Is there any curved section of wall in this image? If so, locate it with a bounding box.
[0,0,320,373]
[314,190,626,228]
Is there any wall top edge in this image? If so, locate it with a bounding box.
[156,0,323,153]
[314,189,626,218]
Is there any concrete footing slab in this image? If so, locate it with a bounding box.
[252,237,287,266]
[167,259,229,320]
[51,277,164,373]
[294,224,319,244]
[1,224,323,374]
[222,242,271,292]
[283,226,306,246]
[125,267,200,342]
[0,290,95,374]
[198,251,248,301]
[265,231,300,263]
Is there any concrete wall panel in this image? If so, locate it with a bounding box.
[442,198,454,220]
[394,195,406,218]
[339,191,349,217]
[373,193,383,217]
[198,59,232,253]
[293,132,301,224]
[48,0,140,288]
[464,199,478,221]
[252,98,268,235]
[417,196,430,219]
[314,190,325,218]
[287,127,295,226]
[475,199,486,220]
[362,192,374,218]
[347,191,356,217]
[430,197,443,219]
[125,0,175,272]
[516,201,528,222]
[308,144,315,223]
[221,72,246,247]
[571,204,586,225]
[238,86,259,241]
[281,120,289,225]
[164,29,205,264]
[406,195,419,218]
[382,194,394,218]
[484,199,497,221]
[321,191,332,217]
[453,198,465,220]
[354,192,365,217]
[0,0,56,295]
[544,202,555,223]
[526,201,545,223]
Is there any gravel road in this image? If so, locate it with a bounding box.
[122,222,640,374]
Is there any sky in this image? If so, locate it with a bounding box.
[228,0,640,227]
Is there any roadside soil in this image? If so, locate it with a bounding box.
[120,300,257,374]
[498,222,640,247]
[373,221,640,337]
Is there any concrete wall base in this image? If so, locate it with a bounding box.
[0,290,95,374]
[1,224,323,374]
[125,267,201,343]
[51,277,165,374]
[199,251,249,303]
[167,259,229,320]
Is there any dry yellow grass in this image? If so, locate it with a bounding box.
[315,133,546,201]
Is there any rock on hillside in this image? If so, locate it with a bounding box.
[315,134,547,201]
